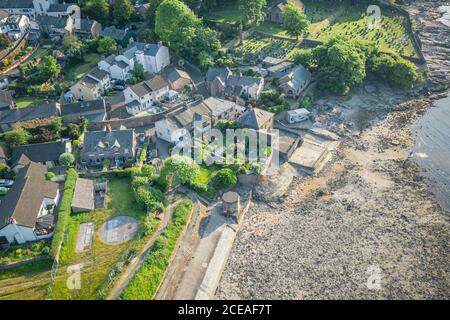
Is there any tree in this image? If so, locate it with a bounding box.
[215,119,237,133]
[0,34,12,50]
[112,0,135,26]
[213,168,237,189]
[282,3,309,39]
[4,128,31,149]
[84,0,110,24]
[156,0,200,45]
[155,0,219,64]
[129,62,145,84]
[137,28,154,43]
[313,37,366,95]
[160,155,200,186]
[59,153,75,166]
[39,56,61,81]
[62,35,84,61]
[238,0,266,27]
[288,48,315,68]
[371,53,418,89]
[97,36,117,55]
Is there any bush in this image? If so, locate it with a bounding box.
[49,168,78,258]
[212,168,237,189]
[45,172,56,181]
[131,176,149,190]
[120,199,193,300]
[141,164,156,180]
[0,163,14,179]
[59,153,75,166]
[135,186,166,213]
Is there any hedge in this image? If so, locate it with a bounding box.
[120,199,193,300]
[49,168,78,258]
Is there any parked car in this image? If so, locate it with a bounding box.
[113,85,125,91]
[0,179,14,187]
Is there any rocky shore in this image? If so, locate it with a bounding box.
[216,0,450,300]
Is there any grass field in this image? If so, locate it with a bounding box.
[0,260,52,300]
[204,1,243,24]
[51,177,158,300]
[63,53,102,82]
[14,96,45,108]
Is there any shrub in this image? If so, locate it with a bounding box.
[135,186,166,213]
[212,168,237,189]
[131,176,149,190]
[141,164,156,180]
[0,163,14,179]
[45,172,56,181]
[59,153,75,166]
[49,168,78,258]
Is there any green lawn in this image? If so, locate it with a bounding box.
[52,177,158,300]
[15,97,45,108]
[0,260,52,300]
[63,53,102,82]
[256,22,296,40]
[204,3,243,24]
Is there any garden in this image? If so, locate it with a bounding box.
[51,173,161,300]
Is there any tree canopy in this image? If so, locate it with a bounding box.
[160,155,200,186]
[282,3,310,39]
[97,36,118,55]
[155,0,220,64]
[313,37,367,95]
[113,0,135,26]
[238,0,267,27]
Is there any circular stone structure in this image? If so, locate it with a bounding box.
[99,216,138,245]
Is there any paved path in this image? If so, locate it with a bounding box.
[156,201,229,300]
[106,201,177,300]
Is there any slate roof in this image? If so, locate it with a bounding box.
[0,102,58,126]
[0,90,14,110]
[227,75,262,88]
[201,97,237,118]
[48,3,71,12]
[77,18,97,32]
[126,42,163,57]
[171,104,210,128]
[167,68,191,83]
[267,61,293,73]
[279,65,311,92]
[60,99,106,117]
[147,75,169,91]
[100,26,127,41]
[83,129,135,154]
[103,54,117,66]
[236,108,274,130]
[0,162,58,229]
[129,76,168,97]
[87,67,109,81]
[12,141,68,165]
[36,15,69,29]
[206,67,231,83]
[0,0,33,9]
